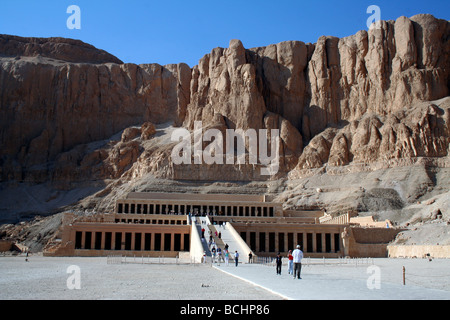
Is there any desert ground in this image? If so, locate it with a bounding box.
[0,255,448,300]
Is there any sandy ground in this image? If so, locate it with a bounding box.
[215,258,450,300]
[0,255,449,300]
[0,255,279,300]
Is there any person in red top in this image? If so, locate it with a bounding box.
[287,250,294,275]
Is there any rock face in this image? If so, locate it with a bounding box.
[0,36,191,182]
[0,14,449,184]
[292,97,450,174]
[183,14,449,178]
[0,35,123,64]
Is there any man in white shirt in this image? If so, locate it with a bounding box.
[292,245,303,279]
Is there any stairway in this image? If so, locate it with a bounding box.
[195,218,211,262]
[203,218,253,264]
[207,224,233,263]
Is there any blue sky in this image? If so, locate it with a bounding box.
[0,0,448,67]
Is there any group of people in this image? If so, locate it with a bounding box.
[200,221,304,276]
[203,247,239,267]
[275,245,303,279]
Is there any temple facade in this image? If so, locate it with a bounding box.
[44,192,402,259]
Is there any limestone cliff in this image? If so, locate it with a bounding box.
[0,36,191,182]
[0,13,449,187]
[184,14,449,177]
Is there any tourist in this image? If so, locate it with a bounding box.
[234,251,239,266]
[248,252,253,263]
[275,252,282,275]
[224,250,229,266]
[293,245,303,279]
[203,251,207,264]
[211,247,216,263]
[287,250,293,275]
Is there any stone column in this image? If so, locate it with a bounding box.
[121,232,125,250]
[150,233,155,251]
[90,232,95,250]
[312,232,317,253]
[111,232,116,250]
[275,232,279,253]
[101,232,106,250]
[81,232,86,249]
[131,233,136,251]
[284,232,288,252]
[331,233,335,253]
[181,232,185,251]
[321,233,325,253]
[255,231,260,252]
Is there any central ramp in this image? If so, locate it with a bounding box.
[203,217,255,264]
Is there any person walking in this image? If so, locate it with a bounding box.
[292,245,303,279]
[224,250,229,266]
[275,252,282,275]
[234,251,239,267]
[211,246,216,263]
[287,250,293,275]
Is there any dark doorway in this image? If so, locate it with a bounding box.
[84,232,92,250]
[135,233,142,251]
[269,232,275,252]
[154,233,161,251]
[75,232,82,249]
[95,232,102,250]
[115,232,122,250]
[104,232,112,250]
[164,234,171,251]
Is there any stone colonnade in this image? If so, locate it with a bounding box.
[72,223,190,253]
[116,200,279,217]
[232,223,345,257]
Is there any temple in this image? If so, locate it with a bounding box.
[44,192,403,259]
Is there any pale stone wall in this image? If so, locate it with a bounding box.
[342,226,404,258]
[189,223,204,263]
[347,243,389,258]
[126,192,265,202]
[226,222,256,258]
[350,216,393,228]
[388,245,450,258]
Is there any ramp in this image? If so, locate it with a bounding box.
[207,220,255,264]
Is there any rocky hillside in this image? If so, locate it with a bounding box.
[0,14,449,250]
